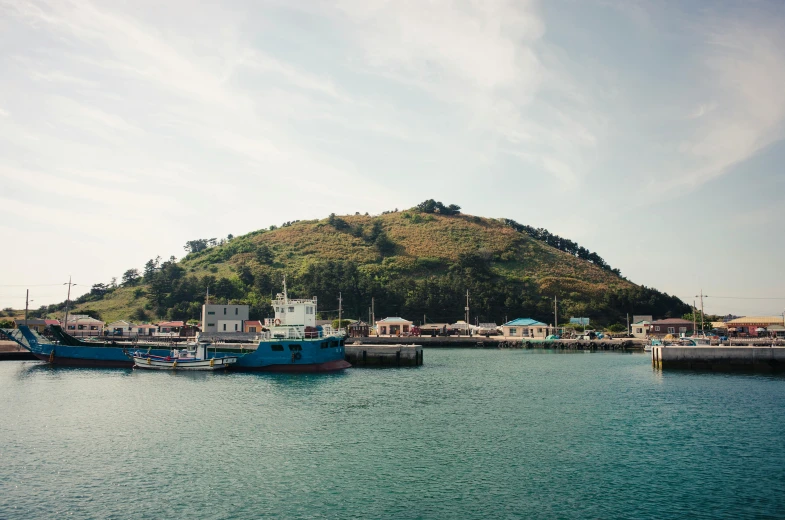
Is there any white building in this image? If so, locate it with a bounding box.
[630,320,650,339]
[375,317,413,336]
[65,315,104,337]
[106,320,134,336]
[201,304,250,333]
[501,318,548,339]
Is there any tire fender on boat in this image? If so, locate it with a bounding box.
[274,318,282,326]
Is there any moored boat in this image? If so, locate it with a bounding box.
[2,281,350,373]
[130,341,238,370]
[228,281,351,372]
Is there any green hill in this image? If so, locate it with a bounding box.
[44,204,688,327]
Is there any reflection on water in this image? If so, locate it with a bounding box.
[2,351,785,520]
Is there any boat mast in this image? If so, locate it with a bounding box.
[338,292,342,333]
[63,276,74,331]
[283,275,288,305]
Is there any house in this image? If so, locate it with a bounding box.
[768,325,785,338]
[64,315,105,337]
[20,318,48,333]
[157,321,185,333]
[106,320,134,336]
[348,321,370,338]
[725,316,785,337]
[131,324,157,337]
[201,304,249,333]
[244,320,263,333]
[630,320,651,339]
[648,318,693,337]
[156,321,199,337]
[375,317,413,336]
[502,318,548,339]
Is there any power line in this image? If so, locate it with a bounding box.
[0,284,70,287]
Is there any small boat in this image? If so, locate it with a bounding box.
[129,342,237,371]
[644,338,662,352]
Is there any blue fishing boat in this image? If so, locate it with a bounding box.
[1,283,350,372]
[231,282,350,372]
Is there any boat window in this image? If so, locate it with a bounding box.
[320,342,328,349]
[289,344,302,351]
[271,344,284,351]
[288,307,295,313]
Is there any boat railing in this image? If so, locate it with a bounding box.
[254,327,341,342]
[0,328,32,350]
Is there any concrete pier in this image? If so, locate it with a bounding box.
[345,344,423,367]
[355,336,643,350]
[652,345,785,372]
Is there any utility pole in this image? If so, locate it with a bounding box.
[63,276,76,331]
[24,289,29,327]
[554,295,558,336]
[338,292,342,331]
[626,313,630,335]
[692,300,697,334]
[371,297,375,328]
[699,289,705,335]
[465,290,470,337]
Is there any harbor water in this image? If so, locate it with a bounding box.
[1,350,784,519]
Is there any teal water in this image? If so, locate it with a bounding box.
[1,350,784,519]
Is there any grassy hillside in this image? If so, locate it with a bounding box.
[52,208,687,326]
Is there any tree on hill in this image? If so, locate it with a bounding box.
[415,199,461,215]
[184,239,209,254]
[122,268,141,286]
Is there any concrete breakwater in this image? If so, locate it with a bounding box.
[344,344,423,367]
[652,345,785,372]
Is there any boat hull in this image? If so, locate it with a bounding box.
[243,359,351,373]
[33,352,134,368]
[133,355,237,371]
[15,327,350,372]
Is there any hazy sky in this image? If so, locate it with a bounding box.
[2,0,784,316]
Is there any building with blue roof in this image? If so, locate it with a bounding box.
[502,318,549,339]
[375,317,413,336]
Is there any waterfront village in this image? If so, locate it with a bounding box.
[7,304,785,343]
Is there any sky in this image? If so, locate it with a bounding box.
[1,0,784,317]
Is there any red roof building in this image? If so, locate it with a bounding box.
[649,318,694,336]
[243,320,263,333]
